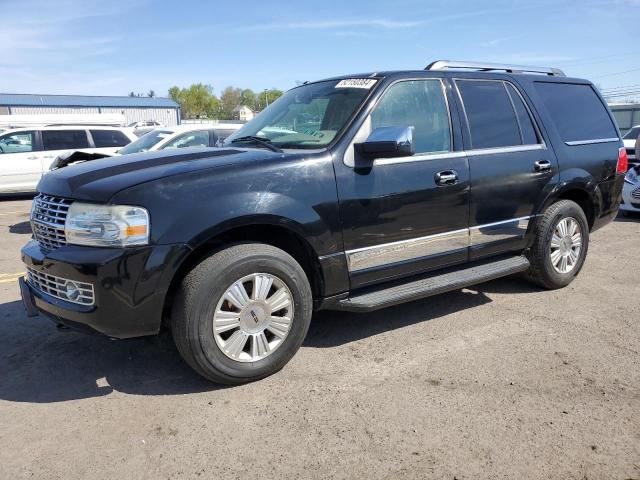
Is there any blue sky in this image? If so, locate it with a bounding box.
[1,0,639,100]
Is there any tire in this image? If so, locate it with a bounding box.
[525,200,589,289]
[171,243,313,384]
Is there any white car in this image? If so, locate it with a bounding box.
[621,164,640,215]
[117,123,243,155]
[127,120,165,137]
[622,125,639,167]
[0,126,136,194]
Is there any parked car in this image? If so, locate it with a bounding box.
[0,126,136,193]
[20,61,625,384]
[127,120,165,136]
[117,123,243,155]
[620,164,640,214]
[622,125,639,167]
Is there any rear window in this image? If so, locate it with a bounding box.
[534,82,618,143]
[90,129,131,148]
[42,130,89,150]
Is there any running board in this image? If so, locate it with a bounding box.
[336,255,530,312]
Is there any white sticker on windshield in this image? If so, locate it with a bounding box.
[157,133,170,138]
[335,79,377,89]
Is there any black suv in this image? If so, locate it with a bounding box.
[20,61,626,384]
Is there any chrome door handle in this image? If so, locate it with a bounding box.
[435,170,458,186]
[27,155,38,160]
[534,160,551,172]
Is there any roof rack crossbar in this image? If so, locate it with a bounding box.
[425,60,566,77]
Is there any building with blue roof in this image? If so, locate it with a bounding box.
[0,93,181,126]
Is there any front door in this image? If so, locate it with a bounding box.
[0,130,42,192]
[335,78,470,289]
[454,78,558,260]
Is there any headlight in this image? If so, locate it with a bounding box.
[625,169,638,185]
[64,203,150,247]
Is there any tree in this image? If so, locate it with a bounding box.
[220,87,243,119]
[256,89,284,110]
[167,84,219,119]
[147,89,156,98]
[240,88,257,111]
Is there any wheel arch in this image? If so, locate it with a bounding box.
[539,178,601,231]
[161,217,325,326]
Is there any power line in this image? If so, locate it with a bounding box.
[592,67,640,79]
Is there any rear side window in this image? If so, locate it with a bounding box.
[505,84,539,145]
[42,130,89,150]
[534,82,618,143]
[90,130,131,148]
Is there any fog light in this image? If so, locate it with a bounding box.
[64,281,80,301]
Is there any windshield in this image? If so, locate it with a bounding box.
[119,130,172,154]
[623,126,640,140]
[225,79,376,149]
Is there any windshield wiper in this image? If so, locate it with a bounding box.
[230,136,283,153]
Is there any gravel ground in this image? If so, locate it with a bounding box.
[0,197,638,480]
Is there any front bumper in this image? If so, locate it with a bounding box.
[620,182,640,212]
[21,240,191,338]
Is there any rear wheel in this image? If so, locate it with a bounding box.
[525,200,589,289]
[171,243,313,384]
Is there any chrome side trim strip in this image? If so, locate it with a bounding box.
[346,228,469,272]
[565,138,620,146]
[373,144,545,166]
[345,216,534,272]
[470,216,531,246]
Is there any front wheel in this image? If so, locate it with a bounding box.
[171,243,313,384]
[525,200,589,289]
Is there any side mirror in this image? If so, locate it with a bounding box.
[355,126,414,160]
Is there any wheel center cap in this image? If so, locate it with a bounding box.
[239,301,270,333]
[560,236,572,254]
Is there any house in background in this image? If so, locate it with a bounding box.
[231,105,255,122]
[609,102,640,135]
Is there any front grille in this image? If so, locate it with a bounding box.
[31,194,73,251]
[632,186,640,201]
[26,266,94,306]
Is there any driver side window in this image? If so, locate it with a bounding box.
[0,132,35,154]
[371,80,451,155]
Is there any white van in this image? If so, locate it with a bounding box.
[0,126,136,193]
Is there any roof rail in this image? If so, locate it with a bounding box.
[425,60,566,77]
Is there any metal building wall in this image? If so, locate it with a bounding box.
[99,107,179,126]
[9,106,100,115]
[6,106,179,126]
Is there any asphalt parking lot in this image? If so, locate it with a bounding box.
[0,197,638,480]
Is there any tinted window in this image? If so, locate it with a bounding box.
[457,80,521,149]
[371,80,451,154]
[505,83,539,145]
[534,82,618,142]
[0,131,35,154]
[162,131,209,149]
[90,130,131,148]
[42,130,89,150]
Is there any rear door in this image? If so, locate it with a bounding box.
[0,130,42,192]
[89,129,133,154]
[41,129,91,170]
[335,78,470,288]
[454,78,558,260]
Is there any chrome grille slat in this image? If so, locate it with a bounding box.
[31,193,73,252]
[26,266,95,306]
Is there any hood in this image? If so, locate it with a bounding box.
[37,147,283,202]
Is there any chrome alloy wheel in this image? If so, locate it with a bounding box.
[213,273,294,362]
[549,217,582,274]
